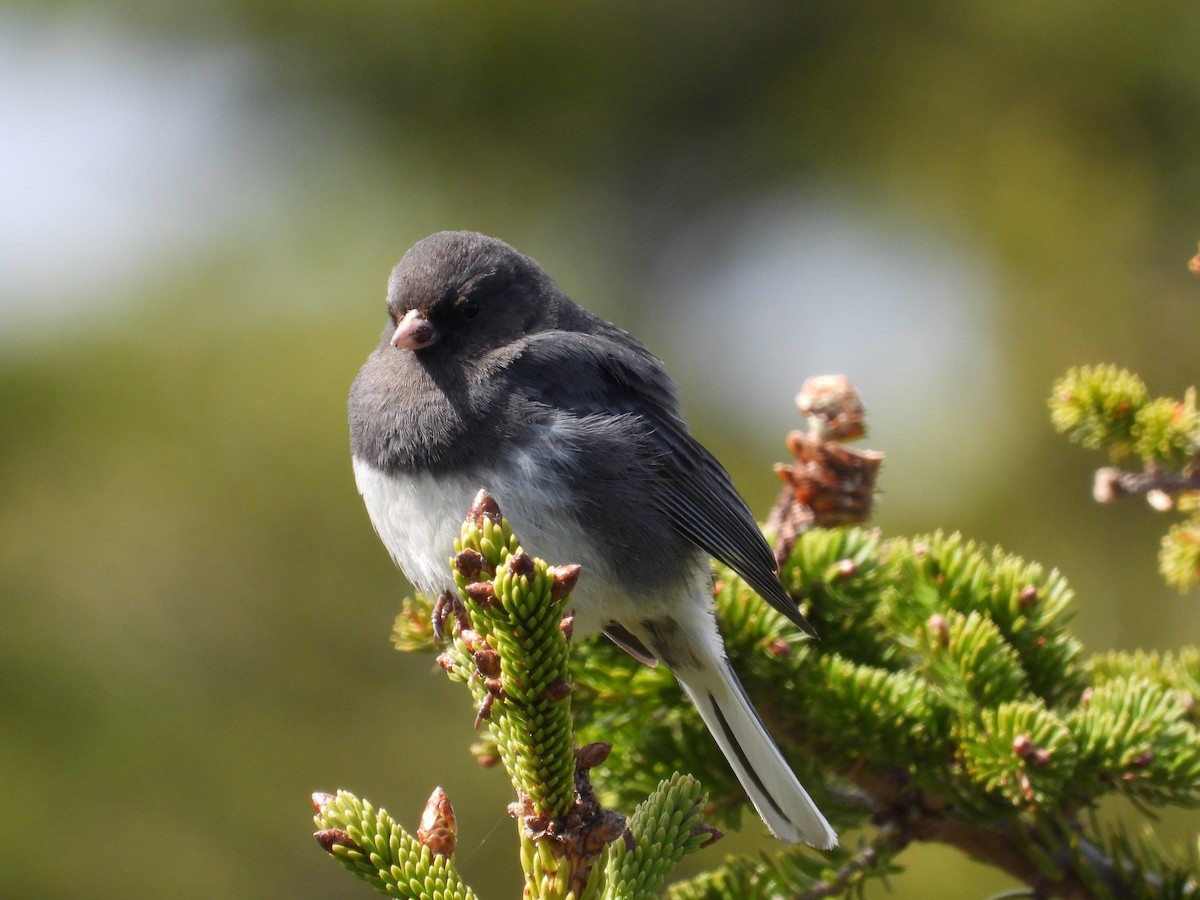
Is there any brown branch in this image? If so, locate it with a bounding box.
[1092,463,1200,506]
[834,770,1142,899]
[797,821,909,899]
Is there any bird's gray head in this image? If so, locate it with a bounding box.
[381,231,562,358]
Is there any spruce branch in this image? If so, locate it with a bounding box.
[1050,366,1200,591]
[447,490,579,823]
[439,490,630,898]
[666,825,907,900]
[600,772,718,900]
[311,788,479,900]
[573,377,1197,896]
[327,491,718,898]
[326,369,1199,897]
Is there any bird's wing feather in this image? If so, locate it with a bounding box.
[508,330,814,635]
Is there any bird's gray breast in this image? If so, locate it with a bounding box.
[349,350,493,474]
[352,416,608,597]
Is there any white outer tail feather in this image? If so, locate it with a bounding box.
[677,660,838,849]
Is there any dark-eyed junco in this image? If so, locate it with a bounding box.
[348,231,836,847]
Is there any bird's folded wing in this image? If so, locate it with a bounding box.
[509,331,815,637]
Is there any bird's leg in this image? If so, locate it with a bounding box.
[474,684,502,730]
[431,589,470,641]
[456,626,504,730]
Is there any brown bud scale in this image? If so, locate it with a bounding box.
[454,548,490,581]
[507,548,535,577]
[468,489,501,524]
[575,742,612,770]
[464,581,497,607]
[540,679,572,702]
[767,638,792,658]
[1026,748,1052,767]
[314,828,361,854]
[459,628,483,651]
[417,786,458,858]
[1129,751,1154,768]
[474,648,501,678]
[549,564,582,601]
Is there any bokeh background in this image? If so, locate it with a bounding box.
[3,2,1199,897]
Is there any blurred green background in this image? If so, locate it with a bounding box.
[2,2,1198,897]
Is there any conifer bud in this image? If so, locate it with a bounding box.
[454,547,490,580]
[311,792,336,815]
[1129,751,1154,769]
[928,614,950,647]
[1093,467,1125,503]
[507,548,535,577]
[540,679,572,702]
[584,810,627,852]
[474,648,501,678]
[468,489,501,524]
[1018,585,1038,610]
[417,786,458,859]
[314,828,361,854]
[549,564,582,601]
[796,374,867,441]
[463,581,497,607]
[575,742,612,770]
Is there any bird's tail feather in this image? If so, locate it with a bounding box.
[676,661,837,848]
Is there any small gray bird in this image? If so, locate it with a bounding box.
[348,231,836,847]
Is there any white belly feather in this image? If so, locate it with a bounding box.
[352,436,668,637]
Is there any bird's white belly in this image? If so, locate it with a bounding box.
[353,458,478,597]
[352,445,656,637]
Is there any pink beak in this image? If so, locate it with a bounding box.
[391,309,437,350]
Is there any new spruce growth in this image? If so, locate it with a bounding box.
[312,789,478,900]
[319,371,1199,898]
[1050,365,1200,591]
[320,491,717,899]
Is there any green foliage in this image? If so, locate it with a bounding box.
[334,500,717,899]
[808,655,943,771]
[1050,366,1200,592]
[1068,678,1200,806]
[1049,365,1150,459]
[666,832,904,900]
[1089,648,1200,697]
[312,790,479,900]
[1162,519,1200,594]
[884,533,1085,706]
[337,369,1200,897]
[1135,391,1200,470]
[449,510,577,819]
[566,523,1199,895]
[956,700,1077,808]
[600,773,712,900]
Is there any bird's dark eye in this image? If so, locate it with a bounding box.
[459,296,480,319]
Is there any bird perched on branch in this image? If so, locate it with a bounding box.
[349,230,836,848]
